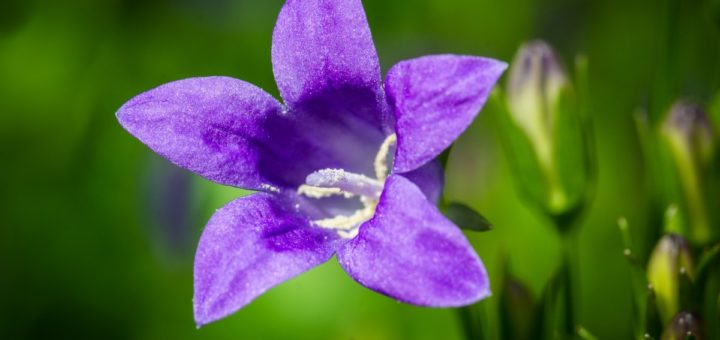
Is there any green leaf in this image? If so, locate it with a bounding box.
[442,202,493,232]
[576,325,598,340]
[457,305,485,340]
[710,89,720,138]
[678,267,695,313]
[646,285,662,339]
[537,268,560,340]
[491,90,550,214]
[573,55,590,124]
[696,243,720,289]
[438,147,452,170]
[618,217,651,340]
[552,78,591,216]
[500,268,537,340]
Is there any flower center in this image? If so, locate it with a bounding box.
[298,134,397,238]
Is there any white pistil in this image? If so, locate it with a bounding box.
[298,133,397,238]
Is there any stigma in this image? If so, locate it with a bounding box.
[298,133,397,238]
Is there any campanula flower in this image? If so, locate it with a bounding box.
[116,0,506,326]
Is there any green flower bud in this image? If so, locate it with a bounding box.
[661,311,702,340]
[507,42,568,160]
[501,40,591,223]
[647,234,695,324]
[661,100,717,244]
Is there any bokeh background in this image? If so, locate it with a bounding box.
[1,0,718,339]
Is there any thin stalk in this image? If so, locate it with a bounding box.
[458,304,485,340]
[560,229,578,337]
[544,217,580,340]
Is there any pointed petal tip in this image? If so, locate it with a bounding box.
[193,299,210,328]
[475,285,492,302]
[483,57,509,79]
[387,54,508,173]
[193,311,213,329]
[193,297,240,328]
[192,194,340,328]
[114,98,136,128]
[111,77,305,191]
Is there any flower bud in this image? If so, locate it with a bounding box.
[647,234,695,324]
[661,100,717,244]
[661,311,702,340]
[664,101,715,172]
[502,40,591,222]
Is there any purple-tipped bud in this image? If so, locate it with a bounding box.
[647,234,695,324]
[664,100,715,163]
[661,100,716,244]
[506,41,569,172]
[661,311,702,340]
[502,40,590,219]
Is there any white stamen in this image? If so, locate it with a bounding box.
[312,197,377,233]
[297,185,352,198]
[297,133,397,239]
[337,229,360,239]
[306,169,383,199]
[374,134,397,181]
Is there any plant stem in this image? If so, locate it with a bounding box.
[560,229,577,337]
[458,304,485,340]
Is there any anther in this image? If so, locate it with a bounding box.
[297,133,397,239]
[305,169,383,199]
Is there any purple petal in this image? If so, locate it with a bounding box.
[337,175,489,307]
[403,160,444,204]
[271,0,390,142]
[193,193,341,326]
[385,55,507,172]
[117,76,385,190]
[116,77,285,191]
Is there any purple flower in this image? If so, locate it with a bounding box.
[116,0,506,326]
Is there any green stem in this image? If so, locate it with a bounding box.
[560,230,577,338]
[704,267,720,340]
[542,221,580,340]
[458,304,485,340]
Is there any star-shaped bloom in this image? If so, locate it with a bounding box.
[116,0,506,326]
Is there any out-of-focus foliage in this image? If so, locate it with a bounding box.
[1,0,718,339]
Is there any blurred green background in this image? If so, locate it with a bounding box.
[1,0,718,339]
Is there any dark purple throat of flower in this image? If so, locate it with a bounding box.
[298,134,396,238]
